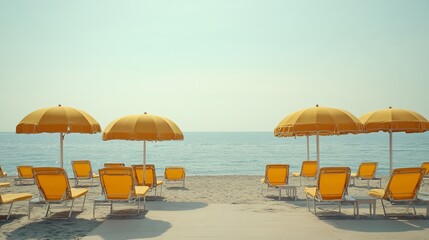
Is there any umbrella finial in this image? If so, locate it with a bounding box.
[389,106,392,109]
[316,104,319,107]
[58,104,62,107]
[144,112,147,114]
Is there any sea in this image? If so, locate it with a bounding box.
[1,132,428,177]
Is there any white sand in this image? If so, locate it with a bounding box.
[1,175,429,239]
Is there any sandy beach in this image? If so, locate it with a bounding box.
[1,175,429,239]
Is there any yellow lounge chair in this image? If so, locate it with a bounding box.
[261,164,294,200]
[305,167,352,215]
[94,167,149,218]
[0,182,11,188]
[104,163,125,167]
[29,167,88,219]
[15,165,35,185]
[164,166,186,188]
[0,166,6,178]
[351,162,381,188]
[368,167,425,217]
[132,164,164,198]
[71,160,99,187]
[292,160,317,186]
[1,192,32,220]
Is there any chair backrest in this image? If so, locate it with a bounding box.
[132,164,157,187]
[317,167,351,201]
[0,166,6,177]
[99,167,136,200]
[384,167,425,201]
[17,165,33,179]
[104,163,125,168]
[357,162,378,179]
[164,166,185,181]
[32,167,72,202]
[265,164,289,186]
[421,162,429,175]
[300,161,318,177]
[72,160,93,178]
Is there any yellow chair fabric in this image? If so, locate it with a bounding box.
[30,167,88,218]
[95,167,149,218]
[291,161,317,185]
[305,167,351,215]
[0,192,32,220]
[71,160,99,187]
[351,162,381,188]
[261,164,290,200]
[0,166,7,177]
[164,166,186,188]
[104,163,125,168]
[15,165,34,185]
[132,164,164,198]
[368,167,425,216]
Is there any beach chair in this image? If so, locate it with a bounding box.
[94,167,149,218]
[1,192,32,220]
[0,182,11,188]
[132,164,164,198]
[104,163,125,167]
[305,167,353,215]
[15,165,35,185]
[368,167,425,217]
[29,167,88,219]
[261,164,294,200]
[292,160,317,186]
[164,166,186,188]
[0,166,6,178]
[421,162,429,185]
[351,162,381,188]
[71,160,99,187]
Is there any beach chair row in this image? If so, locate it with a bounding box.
[0,162,186,220]
[261,161,429,218]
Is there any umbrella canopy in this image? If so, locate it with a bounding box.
[274,105,364,174]
[16,105,101,168]
[102,113,184,184]
[359,107,429,175]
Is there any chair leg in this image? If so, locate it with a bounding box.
[6,202,14,220]
[313,199,317,215]
[28,202,31,219]
[381,199,387,216]
[45,203,51,217]
[81,195,87,211]
[69,199,75,218]
[412,203,417,215]
[93,202,96,219]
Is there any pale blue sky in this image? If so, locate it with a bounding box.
[1,1,428,132]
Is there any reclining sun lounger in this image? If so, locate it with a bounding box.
[71,160,99,187]
[305,167,353,215]
[368,167,425,217]
[94,167,149,218]
[29,167,88,219]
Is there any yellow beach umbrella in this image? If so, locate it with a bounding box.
[359,107,429,175]
[103,112,184,184]
[16,105,101,168]
[274,105,364,174]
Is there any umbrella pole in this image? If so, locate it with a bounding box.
[143,140,147,186]
[60,133,64,168]
[316,134,320,177]
[389,131,393,176]
[306,135,310,160]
